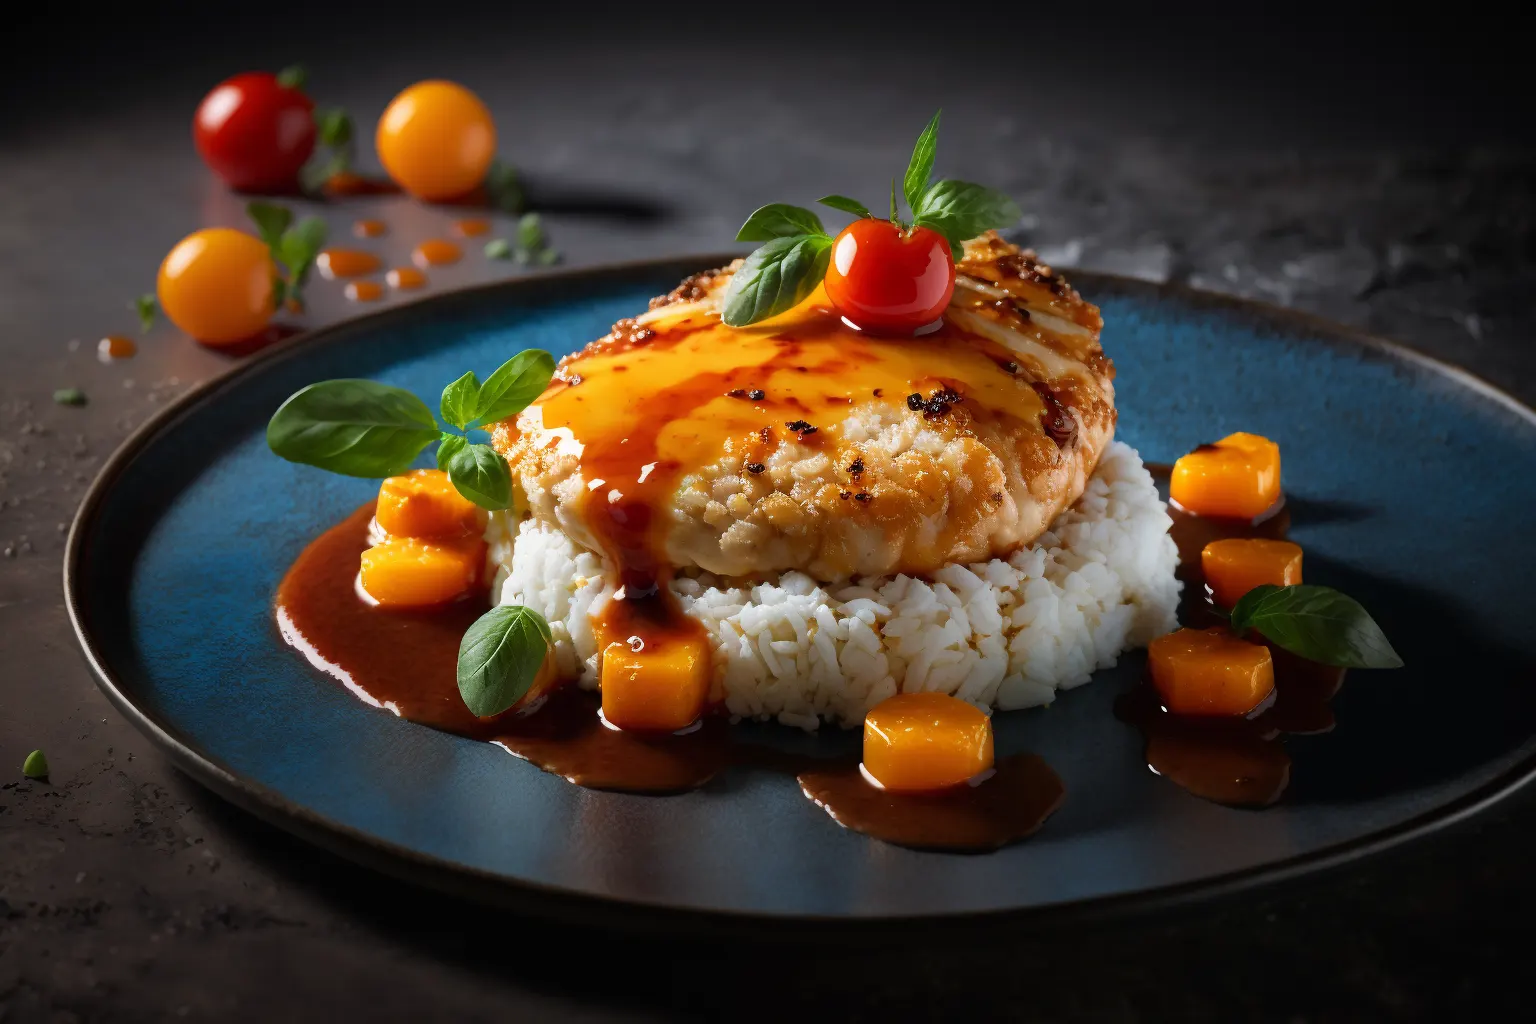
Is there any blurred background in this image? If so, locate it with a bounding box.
[2,1,1532,1019]
[6,1,1532,381]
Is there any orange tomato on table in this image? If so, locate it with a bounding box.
[376,81,497,201]
[156,228,275,345]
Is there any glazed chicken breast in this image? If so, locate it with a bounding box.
[491,232,1115,582]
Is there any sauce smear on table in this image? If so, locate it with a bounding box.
[412,240,462,268]
[386,267,427,290]
[98,336,137,361]
[318,249,383,280]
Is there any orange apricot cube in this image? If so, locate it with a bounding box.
[1169,432,1282,520]
[600,636,711,732]
[1201,538,1304,607]
[359,536,484,607]
[862,692,995,793]
[375,468,486,539]
[1148,627,1275,716]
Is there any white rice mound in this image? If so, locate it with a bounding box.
[486,441,1180,730]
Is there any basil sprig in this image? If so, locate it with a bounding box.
[458,604,553,717]
[246,201,327,310]
[722,110,1021,325]
[266,349,555,511]
[1229,584,1403,669]
[269,353,561,720]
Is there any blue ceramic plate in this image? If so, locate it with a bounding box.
[66,257,1536,930]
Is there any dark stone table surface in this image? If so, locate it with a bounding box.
[2,6,1532,1021]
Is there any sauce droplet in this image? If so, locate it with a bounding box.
[452,218,492,237]
[345,281,385,302]
[412,240,462,269]
[97,336,137,362]
[386,267,428,290]
[317,250,384,280]
[323,172,400,197]
[352,219,388,239]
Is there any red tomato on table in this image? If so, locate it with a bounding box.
[193,72,315,193]
[823,219,955,334]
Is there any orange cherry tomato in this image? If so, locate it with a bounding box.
[375,81,496,201]
[156,228,275,345]
[823,219,955,334]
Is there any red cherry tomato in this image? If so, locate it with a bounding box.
[193,72,315,193]
[823,219,955,334]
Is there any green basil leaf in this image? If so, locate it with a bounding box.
[486,160,524,214]
[735,203,827,242]
[440,371,481,431]
[278,216,328,291]
[458,604,552,718]
[536,247,561,266]
[817,195,873,220]
[1227,584,1282,633]
[314,107,352,147]
[53,388,86,407]
[902,110,941,215]
[267,379,439,478]
[474,349,556,426]
[246,201,292,252]
[889,179,899,223]
[913,179,1021,248]
[484,238,512,260]
[517,212,545,251]
[1231,584,1403,669]
[446,442,513,510]
[436,432,468,471]
[721,234,834,327]
[275,65,307,91]
[134,294,157,333]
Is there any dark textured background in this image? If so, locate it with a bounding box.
[3,3,1533,1020]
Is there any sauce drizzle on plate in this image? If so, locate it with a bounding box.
[275,504,1063,847]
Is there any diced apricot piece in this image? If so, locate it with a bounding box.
[1149,628,1275,717]
[375,468,486,539]
[862,692,995,793]
[1170,432,1282,519]
[359,536,484,607]
[600,636,711,732]
[1201,538,1304,607]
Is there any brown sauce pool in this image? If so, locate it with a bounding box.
[1119,466,1344,807]
[800,757,1064,852]
[275,504,1062,846]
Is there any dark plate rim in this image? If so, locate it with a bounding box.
[62,253,1536,938]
